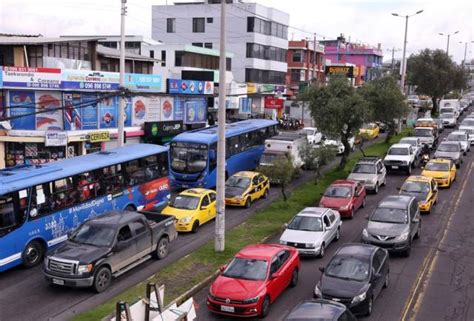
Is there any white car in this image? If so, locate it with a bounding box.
[407,95,420,106]
[459,118,474,145]
[321,136,355,154]
[440,112,457,127]
[301,127,322,145]
[399,137,423,160]
[279,207,341,258]
[446,131,470,154]
[383,143,417,174]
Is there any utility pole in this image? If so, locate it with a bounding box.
[391,47,396,73]
[215,0,227,252]
[118,0,127,147]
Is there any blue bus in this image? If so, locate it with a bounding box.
[169,119,278,188]
[0,144,170,272]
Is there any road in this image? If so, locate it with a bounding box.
[194,116,474,321]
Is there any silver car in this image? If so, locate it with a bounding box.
[434,141,463,167]
[347,157,387,194]
[440,112,456,127]
[446,131,470,154]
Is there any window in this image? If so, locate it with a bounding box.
[409,200,418,218]
[201,195,210,208]
[207,17,213,23]
[373,249,386,272]
[204,42,213,49]
[117,225,132,242]
[192,42,203,47]
[247,17,255,32]
[270,255,281,274]
[226,136,240,158]
[130,220,147,236]
[167,18,176,33]
[277,250,290,266]
[161,50,166,67]
[209,192,216,203]
[328,212,336,223]
[150,50,154,59]
[292,50,303,62]
[0,192,27,230]
[245,68,286,84]
[102,164,125,194]
[193,18,205,33]
[247,17,288,39]
[323,215,330,228]
[27,46,43,68]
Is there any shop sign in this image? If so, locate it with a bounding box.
[124,73,164,93]
[2,67,61,89]
[247,83,257,94]
[9,90,36,130]
[145,121,183,138]
[184,97,207,124]
[264,96,284,109]
[167,79,214,95]
[260,84,275,94]
[45,131,68,147]
[239,97,251,114]
[325,66,354,78]
[89,131,110,143]
[62,69,120,91]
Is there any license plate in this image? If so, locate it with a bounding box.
[52,278,64,285]
[221,305,235,313]
[392,166,399,169]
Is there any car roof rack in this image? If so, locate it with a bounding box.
[358,156,380,162]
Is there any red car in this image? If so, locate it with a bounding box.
[207,244,300,318]
[319,179,366,219]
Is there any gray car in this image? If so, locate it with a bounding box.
[434,141,463,167]
[347,157,387,194]
[361,195,420,257]
[446,131,470,154]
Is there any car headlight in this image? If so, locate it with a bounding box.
[242,296,260,304]
[395,231,410,241]
[305,243,316,248]
[351,291,367,304]
[362,228,369,238]
[179,217,193,224]
[77,264,93,274]
[314,283,322,298]
[340,204,350,211]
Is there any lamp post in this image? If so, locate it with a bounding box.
[386,47,401,74]
[439,31,459,55]
[459,41,474,65]
[392,10,424,94]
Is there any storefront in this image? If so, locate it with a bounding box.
[264,96,285,118]
[144,120,184,145]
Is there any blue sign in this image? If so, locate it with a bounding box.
[62,70,119,91]
[239,97,251,113]
[124,96,132,127]
[185,98,207,124]
[125,73,164,93]
[167,79,214,95]
[98,96,118,129]
[9,90,36,130]
[174,97,185,120]
[81,93,99,130]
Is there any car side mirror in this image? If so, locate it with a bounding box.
[219,264,227,272]
[412,217,420,223]
[396,187,401,191]
[283,223,288,228]
[201,205,209,210]
[373,272,382,280]
[271,272,280,279]
[365,215,370,220]
[319,266,325,273]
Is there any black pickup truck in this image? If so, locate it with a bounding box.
[43,210,177,292]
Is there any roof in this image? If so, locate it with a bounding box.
[335,243,378,258]
[297,207,328,217]
[85,210,141,226]
[180,188,213,196]
[357,156,381,164]
[405,175,432,182]
[96,45,158,62]
[237,244,286,260]
[172,120,278,144]
[390,143,412,149]
[0,36,104,45]
[0,144,167,195]
[428,158,452,164]
[400,137,419,141]
[267,134,306,142]
[285,299,346,321]
[378,195,413,209]
[232,171,259,178]
[330,179,357,187]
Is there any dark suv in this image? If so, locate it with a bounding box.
[361,195,421,257]
[285,299,357,321]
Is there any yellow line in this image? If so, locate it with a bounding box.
[400,160,474,321]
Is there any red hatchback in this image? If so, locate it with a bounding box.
[319,180,366,218]
[207,244,300,318]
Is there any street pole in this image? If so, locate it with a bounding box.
[463,42,468,65]
[446,34,451,55]
[391,47,395,74]
[118,0,127,147]
[400,15,409,94]
[215,0,227,252]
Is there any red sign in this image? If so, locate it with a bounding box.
[264,96,284,109]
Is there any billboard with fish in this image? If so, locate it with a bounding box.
[35,91,63,130]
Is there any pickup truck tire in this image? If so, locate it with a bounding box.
[406,165,412,175]
[22,240,44,268]
[155,237,169,260]
[93,267,112,293]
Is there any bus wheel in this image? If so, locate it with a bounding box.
[22,240,44,268]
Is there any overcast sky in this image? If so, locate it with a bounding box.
[0,0,472,63]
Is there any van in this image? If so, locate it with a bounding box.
[439,100,461,118]
[260,134,307,168]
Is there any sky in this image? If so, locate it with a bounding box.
[0,0,472,63]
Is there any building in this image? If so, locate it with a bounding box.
[151,0,289,116]
[286,39,325,99]
[320,34,383,84]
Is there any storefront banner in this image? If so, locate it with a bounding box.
[124,96,132,127]
[2,67,61,89]
[62,69,120,91]
[264,96,284,109]
[9,90,36,130]
[247,83,257,94]
[145,120,184,138]
[98,96,118,128]
[45,131,68,147]
[81,93,99,130]
[63,92,82,131]
[125,73,164,93]
[160,97,174,121]
[89,131,110,143]
[260,84,275,94]
[131,96,161,126]
[173,97,185,121]
[325,66,354,78]
[213,96,239,109]
[184,98,207,124]
[239,97,251,114]
[35,91,63,131]
[168,79,214,95]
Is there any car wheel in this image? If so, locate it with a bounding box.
[407,165,412,175]
[366,296,374,316]
[259,295,271,318]
[361,197,366,208]
[348,207,354,219]
[374,184,379,194]
[382,176,387,186]
[383,271,389,289]
[319,243,325,258]
[335,227,341,241]
[93,266,112,293]
[22,240,44,268]
[124,204,136,211]
[245,197,252,208]
[289,268,299,288]
[403,241,412,257]
[154,237,169,260]
[262,188,269,199]
[415,223,421,239]
[191,220,200,233]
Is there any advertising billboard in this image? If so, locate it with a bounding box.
[2,67,61,90]
[168,79,214,95]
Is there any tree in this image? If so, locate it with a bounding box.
[359,76,410,143]
[407,49,469,114]
[302,75,370,169]
[257,156,295,202]
[298,144,336,184]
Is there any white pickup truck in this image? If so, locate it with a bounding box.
[383,143,417,174]
[300,127,323,145]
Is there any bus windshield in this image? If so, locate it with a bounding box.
[171,142,208,174]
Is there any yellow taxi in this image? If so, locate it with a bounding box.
[422,159,456,188]
[225,171,270,208]
[358,123,380,141]
[161,188,216,233]
[399,176,438,213]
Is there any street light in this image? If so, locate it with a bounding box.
[386,47,401,74]
[459,41,474,65]
[392,10,424,94]
[439,31,459,55]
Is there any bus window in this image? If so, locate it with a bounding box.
[209,143,217,171]
[0,195,16,230]
[31,184,53,217]
[126,160,146,186]
[52,177,74,210]
[102,165,125,193]
[158,153,169,176]
[142,155,160,181]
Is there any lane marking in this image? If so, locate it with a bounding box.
[400,160,474,321]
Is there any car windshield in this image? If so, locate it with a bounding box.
[441,113,455,118]
[447,134,466,141]
[401,181,430,194]
[170,142,208,174]
[325,256,370,282]
[352,164,375,174]
[425,162,450,171]
[301,129,315,136]
[388,147,409,155]
[414,129,432,137]
[226,176,251,189]
[170,195,200,210]
[69,224,116,247]
[462,119,474,126]
[222,257,268,281]
[408,95,418,99]
[287,215,323,232]
[371,208,408,224]
[323,186,352,198]
[437,144,459,152]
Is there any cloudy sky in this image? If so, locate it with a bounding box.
[0,0,472,63]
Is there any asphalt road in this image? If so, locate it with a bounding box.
[194,115,474,321]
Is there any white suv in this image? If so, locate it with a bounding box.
[383,143,417,174]
[301,127,322,145]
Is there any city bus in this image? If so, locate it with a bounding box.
[169,119,278,188]
[0,144,170,272]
